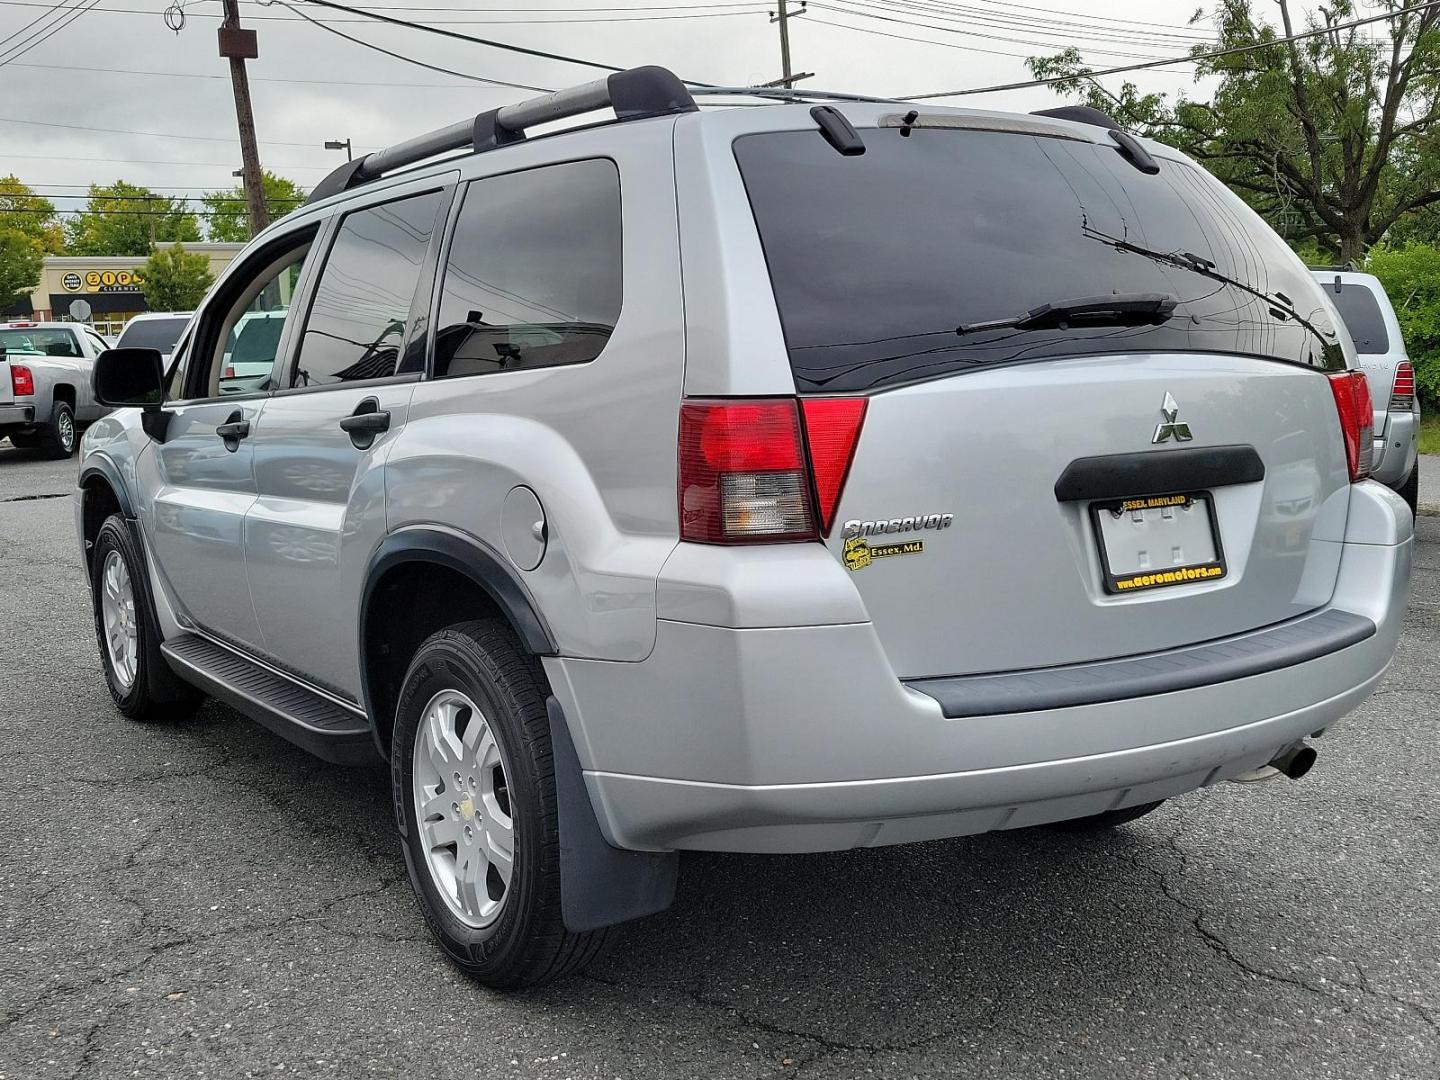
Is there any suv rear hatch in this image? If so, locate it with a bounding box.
[733,117,1357,678]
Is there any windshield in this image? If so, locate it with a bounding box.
[1327,283,1390,354]
[734,126,1346,393]
[0,328,80,358]
[116,317,189,354]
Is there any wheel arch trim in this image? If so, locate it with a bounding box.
[359,525,559,753]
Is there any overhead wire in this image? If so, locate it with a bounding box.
[906,0,1440,98]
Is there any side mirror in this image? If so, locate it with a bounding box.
[93,348,165,409]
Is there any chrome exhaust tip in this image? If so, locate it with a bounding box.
[1229,741,1317,783]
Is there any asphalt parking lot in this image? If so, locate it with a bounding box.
[1,444,1437,1080]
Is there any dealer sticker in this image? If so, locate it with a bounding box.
[844,536,923,571]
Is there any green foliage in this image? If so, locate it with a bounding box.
[201,173,308,242]
[140,243,215,312]
[1368,244,1440,403]
[66,181,201,257]
[0,229,43,311]
[1029,1,1440,260]
[0,176,63,256]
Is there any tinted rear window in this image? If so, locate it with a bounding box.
[1327,283,1390,354]
[734,127,1345,393]
[117,317,188,353]
[0,328,78,357]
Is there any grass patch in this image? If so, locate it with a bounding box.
[1420,411,1440,456]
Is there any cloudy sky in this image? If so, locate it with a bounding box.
[0,0,1306,230]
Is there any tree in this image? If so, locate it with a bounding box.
[66,181,201,257]
[1028,0,1440,261]
[202,173,308,242]
[140,243,215,312]
[1368,243,1440,399]
[0,176,63,256]
[0,229,43,312]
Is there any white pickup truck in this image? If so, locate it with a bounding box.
[0,320,112,458]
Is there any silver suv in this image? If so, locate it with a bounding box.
[1311,269,1421,513]
[77,69,1413,989]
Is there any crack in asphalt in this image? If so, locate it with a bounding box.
[1119,831,1440,1038]
[0,492,70,503]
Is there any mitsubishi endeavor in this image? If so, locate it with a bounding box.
[76,69,1413,989]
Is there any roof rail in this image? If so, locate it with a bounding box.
[307,65,696,205]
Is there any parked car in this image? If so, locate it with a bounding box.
[115,312,193,364]
[1311,269,1420,513]
[76,69,1413,990]
[0,320,110,457]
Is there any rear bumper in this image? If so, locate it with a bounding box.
[547,484,1412,853]
[1373,407,1419,488]
[0,403,35,427]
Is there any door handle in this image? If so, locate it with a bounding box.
[216,410,250,451]
[338,397,391,449]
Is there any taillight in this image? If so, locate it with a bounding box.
[1327,370,1374,483]
[800,397,867,535]
[10,365,33,397]
[678,397,869,543]
[679,399,815,543]
[1391,361,1415,412]
[223,365,235,379]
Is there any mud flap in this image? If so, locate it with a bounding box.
[548,697,677,932]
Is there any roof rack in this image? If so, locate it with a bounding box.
[1030,105,1122,129]
[307,65,697,205]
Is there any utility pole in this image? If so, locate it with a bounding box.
[767,0,811,89]
[218,0,268,237]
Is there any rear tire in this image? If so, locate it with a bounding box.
[6,432,38,449]
[392,619,609,990]
[1045,800,1166,832]
[42,401,76,459]
[1398,464,1419,517]
[90,515,202,721]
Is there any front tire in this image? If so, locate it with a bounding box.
[392,619,609,990]
[42,401,76,459]
[90,515,202,721]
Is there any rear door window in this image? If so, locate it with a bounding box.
[1327,284,1390,354]
[432,158,622,380]
[734,126,1346,393]
[117,317,189,353]
[290,191,444,388]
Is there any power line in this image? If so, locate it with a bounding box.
[905,0,1213,36]
[275,1,553,90]
[3,57,509,87]
[287,0,716,83]
[809,1,1197,63]
[0,113,366,149]
[6,151,334,168]
[0,0,104,66]
[0,0,773,22]
[905,0,1440,98]
[835,0,1214,49]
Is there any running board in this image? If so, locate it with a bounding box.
[161,634,378,765]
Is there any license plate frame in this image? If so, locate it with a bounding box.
[1090,491,1227,595]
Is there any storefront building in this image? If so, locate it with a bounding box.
[8,244,244,336]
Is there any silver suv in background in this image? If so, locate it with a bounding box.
[114,312,193,365]
[1313,269,1420,513]
[77,70,1412,989]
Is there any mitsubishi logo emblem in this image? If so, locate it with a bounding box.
[1152,392,1193,444]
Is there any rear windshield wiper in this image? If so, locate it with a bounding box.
[956,292,1177,335]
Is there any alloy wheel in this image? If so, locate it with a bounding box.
[411,688,516,928]
[100,550,138,690]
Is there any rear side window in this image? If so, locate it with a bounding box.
[735,127,1345,393]
[432,159,621,380]
[291,191,443,388]
[0,328,78,357]
[1328,284,1390,354]
[117,317,188,353]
